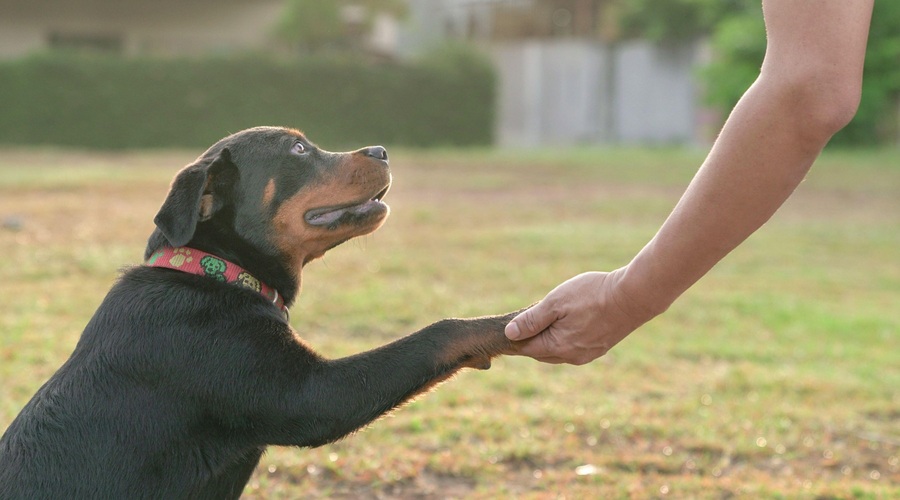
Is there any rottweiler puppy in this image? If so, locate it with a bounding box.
[0,127,519,499]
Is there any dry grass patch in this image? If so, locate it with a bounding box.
[1,146,897,498]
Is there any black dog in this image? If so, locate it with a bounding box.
[0,127,519,499]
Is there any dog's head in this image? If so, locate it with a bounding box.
[146,127,391,276]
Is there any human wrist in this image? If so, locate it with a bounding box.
[613,259,677,323]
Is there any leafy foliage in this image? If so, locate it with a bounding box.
[698,9,766,117]
[273,0,343,51]
[698,2,900,146]
[273,0,407,52]
[618,0,755,42]
[846,2,900,144]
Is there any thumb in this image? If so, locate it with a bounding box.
[505,301,557,341]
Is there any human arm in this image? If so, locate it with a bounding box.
[505,0,874,364]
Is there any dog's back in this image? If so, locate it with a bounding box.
[0,271,274,499]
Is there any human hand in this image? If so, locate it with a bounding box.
[504,269,655,365]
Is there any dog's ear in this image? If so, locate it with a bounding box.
[153,148,237,247]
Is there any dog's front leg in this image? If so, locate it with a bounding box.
[265,311,520,448]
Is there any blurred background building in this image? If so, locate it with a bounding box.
[403,0,703,146]
[0,0,285,57]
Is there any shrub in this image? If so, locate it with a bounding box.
[0,46,495,149]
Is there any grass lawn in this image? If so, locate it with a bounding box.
[0,146,897,498]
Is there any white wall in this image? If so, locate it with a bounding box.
[489,39,702,146]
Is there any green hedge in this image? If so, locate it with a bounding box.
[0,47,496,149]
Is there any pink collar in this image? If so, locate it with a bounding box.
[145,247,288,317]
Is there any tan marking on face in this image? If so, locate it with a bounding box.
[271,157,389,272]
[262,179,276,207]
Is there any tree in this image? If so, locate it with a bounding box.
[618,0,753,42]
[273,0,407,53]
[700,1,900,146]
[845,2,900,145]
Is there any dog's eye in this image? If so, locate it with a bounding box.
[291,142,307,155]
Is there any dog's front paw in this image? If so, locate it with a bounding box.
[459,354,492,370]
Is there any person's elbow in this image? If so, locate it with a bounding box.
[764,64,863,143]
[805,72,863,138]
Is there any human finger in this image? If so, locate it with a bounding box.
[505,300,558,341]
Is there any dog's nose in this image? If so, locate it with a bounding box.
[363,146,388,162]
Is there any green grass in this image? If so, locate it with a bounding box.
[0,146,898,498]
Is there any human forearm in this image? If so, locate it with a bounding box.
[504,0,873,366]
[619,79,828,315]
[617,0,872,319]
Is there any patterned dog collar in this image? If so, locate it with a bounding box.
[145,247,288,318]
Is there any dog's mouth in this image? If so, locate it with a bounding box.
[304,184,391,227]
